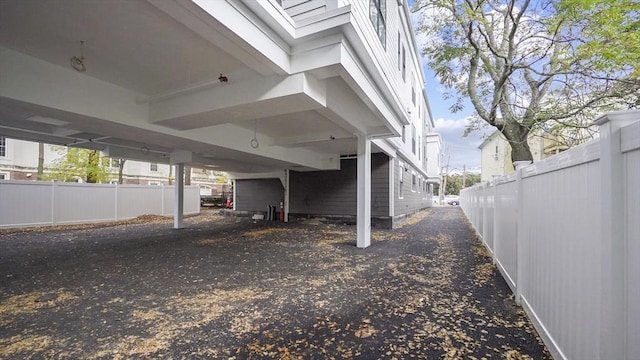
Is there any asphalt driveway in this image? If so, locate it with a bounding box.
[0,207,550,359]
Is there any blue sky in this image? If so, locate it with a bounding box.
[408,0,489,172]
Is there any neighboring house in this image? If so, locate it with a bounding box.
[0,0,441,246]
[478,130,571,182]
[0,137,227,190]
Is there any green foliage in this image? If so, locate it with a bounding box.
[557,0,640,77]
[444,174,482,195]
[43,147,110,183]
[412,0,639,162]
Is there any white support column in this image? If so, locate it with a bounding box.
[170,150,191,229]
[174,164,184,229]
[114,182,119,221]
[595,113,634,360]
[356,134,371,248]
[51,180,57,226]
[284,169,290,222]
[388,156,395,218]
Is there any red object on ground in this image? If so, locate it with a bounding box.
[279,202,284,221]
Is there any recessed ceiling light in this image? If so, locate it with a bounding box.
[25,116,70,126]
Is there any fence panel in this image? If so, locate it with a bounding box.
[0,180,53,227]
[493,178,517,291]
[622,123,640,358]
[460,110,639,360]
[55,183,116,224]
[117,185,164,219]
[0,182,200,228]
[482,184,494,251]
[520,156,601,360]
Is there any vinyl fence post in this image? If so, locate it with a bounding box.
[114,182,119,221]
[514,161,531,306]
[51,180,58,226]
[595,112,635,360]
[492,180,498,265]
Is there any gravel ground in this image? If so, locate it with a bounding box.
[0,207,550,359]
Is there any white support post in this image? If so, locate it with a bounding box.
[284,169,290,222]
[174,164,184,229]
[492,180,498,265]
[514,161,531,306]
[388,156,395,218]
[232,180,236,210]
[114,182,119,221]
[596,113,634,360]
[51,180,57,226]
[356,134,371,248]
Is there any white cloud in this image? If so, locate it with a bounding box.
[433,116,494,170]
[434,116,473,130]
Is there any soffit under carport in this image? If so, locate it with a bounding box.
[0,0,393,174]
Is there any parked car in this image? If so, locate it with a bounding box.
[445,195,460,206]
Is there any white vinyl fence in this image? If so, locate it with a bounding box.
[0,182,200,228]
[460,110,640,360]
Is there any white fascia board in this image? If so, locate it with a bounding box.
[341,23,409,128]
[228,171,284,180]
[335,44,403,136]
[185,0,291,75]
[294,5,353,38]
[372,138,397,158]
[399,1,427,84]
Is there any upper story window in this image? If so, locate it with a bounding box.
[397,33,401,70]
[369,0,386,47]
[411,75,416,105]
[402,126,406,143]
[401,46,406,81]
[412,124,417,154]
[0,137,6,157]
[150,163,158,172]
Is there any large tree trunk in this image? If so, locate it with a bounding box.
[118,159,126,184]
[502,122,533,164]
[86,150,99,183]
[37,142,44,180]
[185,166,191,186]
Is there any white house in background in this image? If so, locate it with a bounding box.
[0,0,441,247]
[0,137,227,190]
[479,131,545,182]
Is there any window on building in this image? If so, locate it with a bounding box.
[402,45,406,81]
[397,33,401,70]
[0,137,6,157]
[150,163,158,172]
[399,161,404,199]
[402,126,406,143]
[412,124,416,154]
[369,0,386,47]
[411,75,416,105]
[148,181,161,186]
[0,173,7,180]
[412,172,417,192]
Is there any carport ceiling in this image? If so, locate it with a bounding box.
[0,0,371,172]
[0,0,243,96]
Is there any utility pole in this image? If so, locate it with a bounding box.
[462,164,466,189]
[440,153,450,205]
